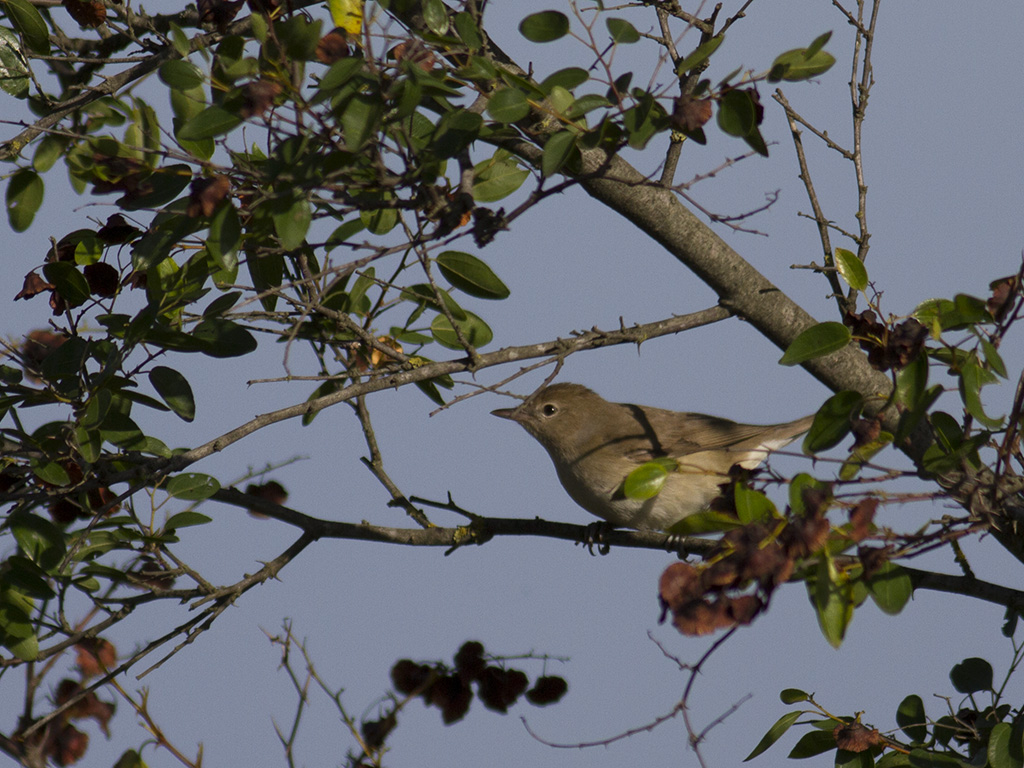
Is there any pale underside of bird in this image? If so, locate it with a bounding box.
[492,383,813,530]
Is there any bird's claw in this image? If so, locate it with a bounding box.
[579,521,612,555]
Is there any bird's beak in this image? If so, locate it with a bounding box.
[491,407,520,421]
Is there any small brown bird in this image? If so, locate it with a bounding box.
[492,383,813,530]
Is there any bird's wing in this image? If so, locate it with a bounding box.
[623,406,810,462]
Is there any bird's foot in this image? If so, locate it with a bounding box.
[578,521,613,555]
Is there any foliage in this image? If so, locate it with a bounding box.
[0,0,1022,767]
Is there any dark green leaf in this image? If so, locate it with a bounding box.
[5,556,56,598]
[675,35,724,74]
[486,88,531,123]
[806,31,833,58]
[33,134,69,172]
[191,317,258,358]
[894,694,927,745]
[431,310,493,350]
[787,728,836,759]
[436,251,510,300]
[272,197,311,250]
[166,473,221,501]
[802,391,862,453]
[980,338,1007,378]
[177,106,242,141]
[341,93,383,151]
[6,168,43,232]
[5,0,49,55]
[717,88,757,137]
[43,261,91,308]
[149,366,196,422]
[165,511,213,529]
[779,322,851,366]
[519,11,570,43]
[622,458,677,500]
[453,12,482,50]
[780,688,810,704]
[540,67,589,93]
[159,59,206,91]
[959,360,1004,429]
[208,202,240,271]
[666,508,743,536]
[606,17,639,44]
[30,459,71,486]
[10,513,66,571]
[835,247,868,291]
[949,657,993,694]
[361,206,398,235]
[744,710,802,761]
[541,130,576,177]
[119,163,192,211]
[100,412,147,450]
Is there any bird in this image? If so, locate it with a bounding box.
[491,382,813,530]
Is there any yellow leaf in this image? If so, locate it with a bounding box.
[328,0,363,35]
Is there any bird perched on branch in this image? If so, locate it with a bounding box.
[492,383,813,530]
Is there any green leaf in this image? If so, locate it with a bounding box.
[149,366,196,422]
[159,59,206,91]
[5,556,56,598]
[802,391,862,453]
[716,89,758,137]
[895,695,927,744]
[341,93,383,151]
[949,657,993,694]
[666,508,743,536]
[10,513,66,571]
[33,133,69,172]
[166,473,221,501]
[436,251,510,300]
[43,261,91,308]
[191,317,258,358]
[744,710,803,761]
[473,154,529,202]
[177,106,242,141]
[361,206,398,235]
[787,728,836,759]
[768,46,836,82]
[519,10,570,42]
[606,18,639,44]
[734,483,776,523]
[988,723,1016,768]
[780,688,810,704]
[896,353,928,410]
[779,322,851,366]
[273,197,311,251]
[539,67,589,93]
[959,359,1004,429]
[676,35,724,74]
[541,130,577,177]
[0,27,30,98]
[422,0,449,34]
[430,310,493,350]
[810,557,853,648]
[486,88,531,123]
[622,458,677,501]
[5,0,49,55]
[165,511,213,529]
[835,248,868,291]
[839,432,891,480]
[980,338,1008,378]
[100,411,147,450]
[6,168,43,232]
[453,12,482,50]
[31,460,71,486]
[207,201,240,271]
[788,473,831,516]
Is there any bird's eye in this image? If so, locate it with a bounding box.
[541,403,558,417]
